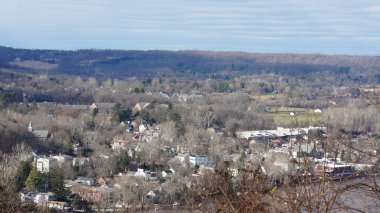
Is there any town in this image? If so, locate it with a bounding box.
[1,68,379,212]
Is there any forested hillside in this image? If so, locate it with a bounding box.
[1,46,379,79]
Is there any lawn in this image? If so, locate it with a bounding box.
[265,107,322,123]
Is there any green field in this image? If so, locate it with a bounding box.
[265,107,322,123]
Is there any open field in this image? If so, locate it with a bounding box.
[10,60,59,70]
[250,93,285,101]
[266,106,323,123]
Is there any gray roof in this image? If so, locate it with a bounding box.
[33,130,50,139]
[95,103,116,109]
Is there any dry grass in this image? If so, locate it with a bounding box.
[10,60,58,70]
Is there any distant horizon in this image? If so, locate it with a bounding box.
[1,44,379,57]
[1,1,380,55]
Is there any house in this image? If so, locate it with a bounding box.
[175,152,190,164]
[111,138,129,151]
[52,154,73,168]
[34,192,56,204]
[198,165,215,175]
[314,163,355,179]
[73,157,90,167]
[133,102,151,113]
[135,168,147,178]
[207,127,224,136]
[139,123,148,133]
[20,192,56,205]
[173,93,204,102]
[69,184,113,204]
[36,157,57,173]
[45,201,71,210]
[74,177,95,186]
[20,192,37,203]
[73,143,83,155]
[36,155,73,173]
[189,155,212,167]
[28,122,53,141]
[89,102,116,110]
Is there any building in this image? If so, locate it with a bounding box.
[36,157,57,173]
[89,102,116,110]
[314,163,355,179]
[133,102,151,112]
[175,152,190,164]
[73,157,90,167]
[74,177,95,186]
[135,168,147,178]
[52,154,73,168]
[189,155,212,167]
[28,122,53,141]
[36,155,74,173]
[69,184,113,204]
[33,192,56,204]
[45,201,71,210]
[236,126,325,143]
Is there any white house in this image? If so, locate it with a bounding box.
[46,201,71,210]
[52,154,73,168]
[36,157,57,173]
[20,192,55,204]
[135,168,147,178]
[34,192,55,204]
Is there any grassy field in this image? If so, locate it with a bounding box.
[265,106,322,123]
[10,60,58,70]
[250,93,285,101]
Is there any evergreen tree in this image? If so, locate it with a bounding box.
[48,167,65,197]
[15,161,32,192]
[25,167,44,192]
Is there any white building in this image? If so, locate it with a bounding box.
[135,168,147,178]
[189,155,212,167]
[52,154,73,168]
[236,126,325,142]
[34,193,55,204]
[36,157,57,173]
[37,155,73,173]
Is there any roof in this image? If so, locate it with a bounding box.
[322,163,354,168]
[94,103,116,109]
[37,157,57,162]
[75,177,94,182]
[52,155,73,160]
[236,126,325,140]
[137,102,151,109]
[32,130,50,138]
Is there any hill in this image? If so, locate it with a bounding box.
[1,46,379,79]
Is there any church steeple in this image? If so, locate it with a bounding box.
[28,121,33,132]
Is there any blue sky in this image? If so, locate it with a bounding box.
[0,0,379,55]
